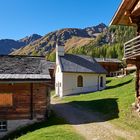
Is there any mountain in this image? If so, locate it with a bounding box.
[0,39,25,55]
[0,34,42,54]
[11,23,107,56]
[10,23,136,61]
[19,34,42,45]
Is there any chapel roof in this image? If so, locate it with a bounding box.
[59,54,107,74]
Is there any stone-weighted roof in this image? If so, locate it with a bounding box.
[0,55,53,80]
[59,54,107,74]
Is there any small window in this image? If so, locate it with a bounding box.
[0,121,7,131]
[77,75,83,87]
[100,76,103,87]
[0,94,13,107]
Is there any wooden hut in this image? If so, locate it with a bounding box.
[0,56,54,137]
[110,0,140,112]
[95,58,122,76]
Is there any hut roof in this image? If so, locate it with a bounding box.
[0,55,53,80]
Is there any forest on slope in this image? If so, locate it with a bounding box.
[48,25,136,61]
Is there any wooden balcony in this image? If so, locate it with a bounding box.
[124,35,140,59]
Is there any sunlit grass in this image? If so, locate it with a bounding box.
[62,75,140,132]
[2,113,84,140]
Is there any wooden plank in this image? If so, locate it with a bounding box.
[0,83,50,120]
[30,83,33,120]
[131,1,140,16]
[0,94,13,106]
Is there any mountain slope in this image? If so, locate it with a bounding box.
[11,23,107,56]
[0,39,25,54]
[11,23,136,61]
[19,34,42,45]
[0,34,42,54]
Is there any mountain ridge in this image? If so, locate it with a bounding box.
[0,23,136,62]
[0,34,42,54]
[11,23,108,56]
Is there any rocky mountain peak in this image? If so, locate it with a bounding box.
[19,34,42,45]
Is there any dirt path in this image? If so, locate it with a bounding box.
[51,97,137,140]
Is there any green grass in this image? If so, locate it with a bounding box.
[2,112,84,140]
[60,75,140,133]
[3,75,139,140]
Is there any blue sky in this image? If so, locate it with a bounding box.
[0,0,121,40]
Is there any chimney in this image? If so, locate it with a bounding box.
[56,44,64,64]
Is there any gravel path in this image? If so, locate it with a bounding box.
[51,98,137,140]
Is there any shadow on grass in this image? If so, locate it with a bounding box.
[106,79,133,90]
[1,112,65,140]
[2,98,119,140]
[52,98,119,124]
[106,79,112,84]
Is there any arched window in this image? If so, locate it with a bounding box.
[100,76,103,87]
[77,75,83,87]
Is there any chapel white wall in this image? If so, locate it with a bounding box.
[55,65,63,97]
[62,73,106,96]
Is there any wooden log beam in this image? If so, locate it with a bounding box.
[135,63,140,102]
[130,0,140,13]
[131,1,140,17]
[30,83,33,120]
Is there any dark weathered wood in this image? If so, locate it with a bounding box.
[30,83,33,120]
[124,35,140,59]
[98,62,121,75]
[110,0,140,112]
[130,0,140,15]
[110,0,139,26]
[136,63,140,99]
[0,83,50,120]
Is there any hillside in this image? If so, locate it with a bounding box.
[11,23,107,56]
[0,34,42,54]
[11,24,136,61]
[60,75,140,139]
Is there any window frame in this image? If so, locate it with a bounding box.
[0,93,13,107]
[0,121,7,132]
[77,75,83,87]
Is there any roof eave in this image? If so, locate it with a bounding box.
[109,0,139,26]
[109,0,125,26]
[0,79,52,84]
[62,71,107,74]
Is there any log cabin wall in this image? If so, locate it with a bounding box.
[110,0,140,111]
[0,83,50,120]
[33,83,50,119]
[135,22,140,105]
[49,69,55,89]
